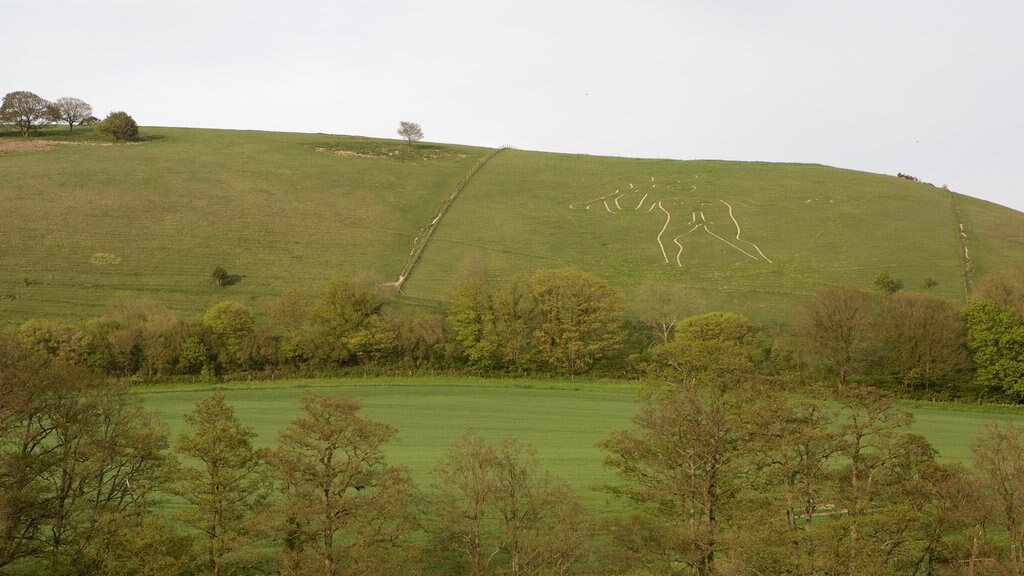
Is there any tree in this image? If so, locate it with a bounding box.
[397,121,423,148]
[267,393,417,576]
[874,270,903,294]
[632,280,703,346]
[795,285,877,384]
[963,299,1024,398]
[203,301,256,371]
[0,91,52,136]
[172,392,269,576]
[529,267,623,375]
[95,111,138,141]
[211,266,230,287]
[429,431,591,576]
[873,292,970,395]
[50,97,92,132]
[973,423,1024,575]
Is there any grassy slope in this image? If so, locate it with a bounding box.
[0,127,489,324]
[140,378,1024,507]
[2,127,1021,327]
[406,151,975,324]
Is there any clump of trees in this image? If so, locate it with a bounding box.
[0,89,136,139]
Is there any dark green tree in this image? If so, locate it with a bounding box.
[96,111,139,141]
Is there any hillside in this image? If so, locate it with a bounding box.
[1,126,1021,326]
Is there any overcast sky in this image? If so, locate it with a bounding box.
[5,0,1023,212]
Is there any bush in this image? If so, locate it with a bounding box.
[96,111,139,141]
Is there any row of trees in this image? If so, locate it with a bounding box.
[0,90,138,141]
[8,314,1024,575]
[7,264,1024,399]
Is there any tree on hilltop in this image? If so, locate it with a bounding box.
[96,111,138,141]
[50,97,92,132]
[0,91,52,136]
[397,121,423,148]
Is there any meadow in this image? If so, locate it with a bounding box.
[139,377,1024,508]
[3,127,1022,328]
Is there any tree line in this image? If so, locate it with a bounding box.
[0,90,138,141]
[8,264,1024,401]
[7,312,1024,575]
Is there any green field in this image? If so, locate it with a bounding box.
[3,127,1022,328]
[139,378,1024,508]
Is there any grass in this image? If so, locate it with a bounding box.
[140,377,1024,509]
[2,126,1021,328]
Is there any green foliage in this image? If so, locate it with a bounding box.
[203,300,256,369]
[211,266,229,287]
[267,393,417,575]
[95,111,138,141]
[529,267,623,375]
[172,392,269,575]
[0,91,51,135]
[874,269,904,294]
[963,299,1024,398]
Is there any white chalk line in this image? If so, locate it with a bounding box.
[655,202,671,264]
[721,200,773,263]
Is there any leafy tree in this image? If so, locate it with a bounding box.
[872,292,970,395]
[96,111,139,142]
[307,279,394,367]
[600,377,759,576]
[963,299,1024,398]
[203,300,256,371]
[172,392,269,576]
[795,285,877,384]
[0,91,52,136]
[974,265,1024,316]
[446,274,499,371]
[429,431,591,576]
[874,270,904,294]
[267,393,417,576]
[529,267,623,375]
[973,423,1024,574]
[50,97,92,132]
[211,266,230,287]
[397,121,423,148]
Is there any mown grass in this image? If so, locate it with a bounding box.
[139,378,1024,509]
[2,126,1021,328]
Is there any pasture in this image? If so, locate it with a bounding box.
[140,377,1024,507]
[3,126,1022,328]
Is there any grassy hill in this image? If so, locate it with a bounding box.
[2,126,1021,327]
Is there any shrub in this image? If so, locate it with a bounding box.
[96,111,139,141]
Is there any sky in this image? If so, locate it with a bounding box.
[5,0,1023,213]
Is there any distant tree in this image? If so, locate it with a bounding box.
[795,285,877,384]
[203,301,256,370]
[0,91,52,136]
[211,266,229,287]
[50,97,92,132]
[268,393,417,576]
[963,299,1024,398]
[429,431,591,576]
[95,111,138,142]
[172,392,269,576]
[529,268,623,375]
[633,280,703,346]
[874,270,903,294]
[397,121,423,148]
[873,292,970,395]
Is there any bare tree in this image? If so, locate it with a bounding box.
[51,97,92,132]
[795,285,877,384]
[0,91,52,136]
[397,121,423,148]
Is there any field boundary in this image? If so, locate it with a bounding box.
[949,189,973,299]
[388,146,509,291]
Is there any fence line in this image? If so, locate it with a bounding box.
[388,146,510,291]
